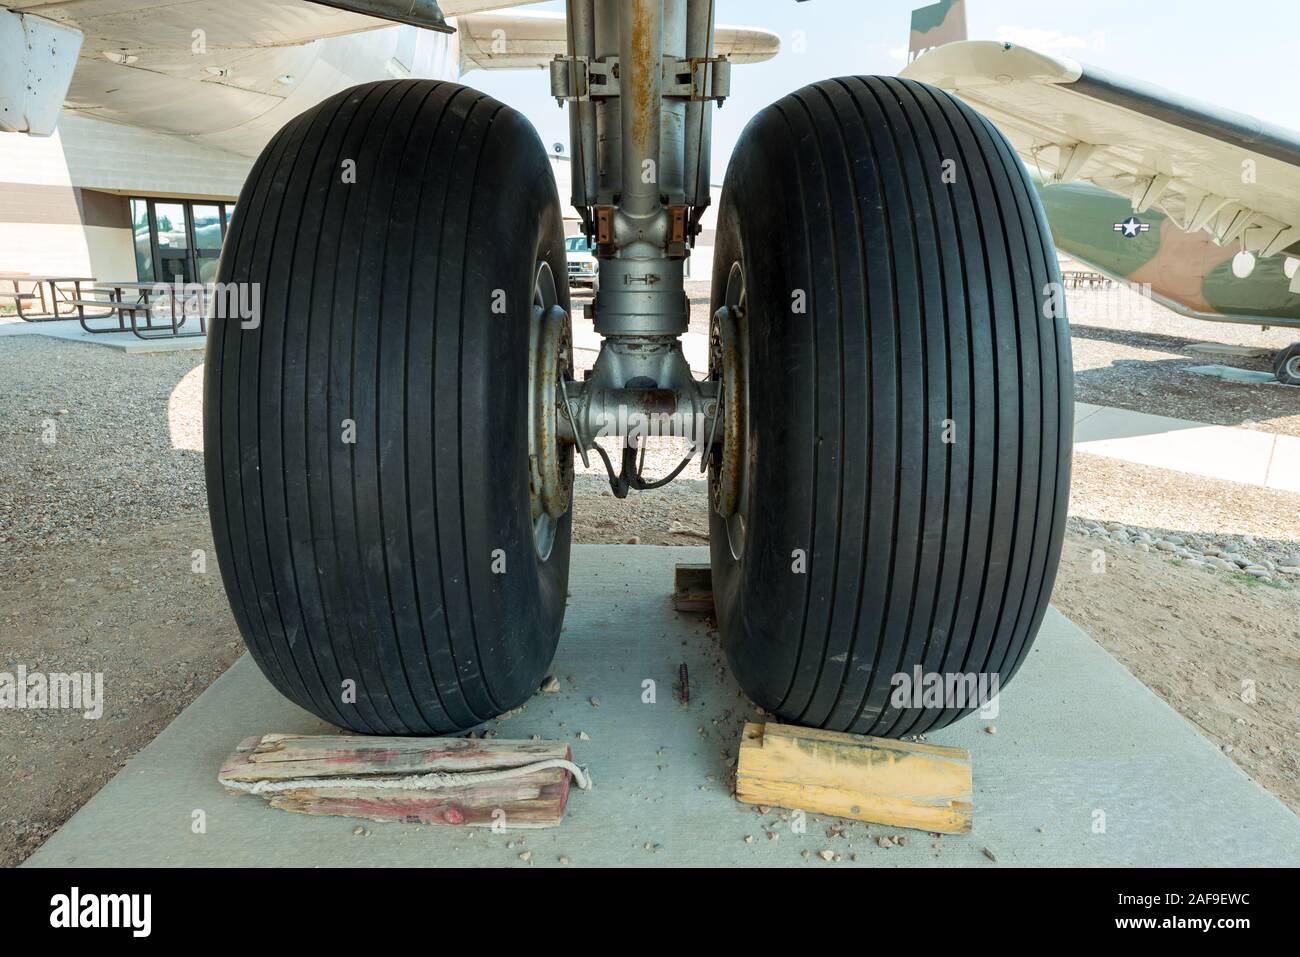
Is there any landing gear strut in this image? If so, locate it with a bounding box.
[551,0,727,495]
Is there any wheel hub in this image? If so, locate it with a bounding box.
[710,261,748,560]
[528,261,573,560]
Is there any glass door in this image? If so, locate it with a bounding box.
[152,202,192,284]
[130,199,155,283]
[130,198,234,284]
[190,204,225,283]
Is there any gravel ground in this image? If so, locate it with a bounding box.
[0,337,205,568]
[1070,451,1300,546]
[3,279,1299,866]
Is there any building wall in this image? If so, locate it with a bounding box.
[0,222,135,280]
[3,111,722,286]
[52,114,251,198]
[0,22,455,282]
[0,112,250,280]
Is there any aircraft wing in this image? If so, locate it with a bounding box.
[458,9,780,71]
[1,0,544,135]
[902,40,1300,268]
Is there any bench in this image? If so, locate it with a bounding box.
[0,291,34,321]
[0,276,98,321]
[63,298,146,333]
[78,284,210,340]
[1063,270,1114,290]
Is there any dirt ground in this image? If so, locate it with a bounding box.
[2,283,1299,866]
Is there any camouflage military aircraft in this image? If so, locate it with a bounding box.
[902,0,1300,385]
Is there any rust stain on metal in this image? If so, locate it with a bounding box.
[641,388,677,415]
[630,2,657,151]
[668,205,688,244]
[711,305,744,517]
[595,205,615,245]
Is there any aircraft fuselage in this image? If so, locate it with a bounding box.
[1036,179,1300,328]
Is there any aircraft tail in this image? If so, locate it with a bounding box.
[908,0,968,62]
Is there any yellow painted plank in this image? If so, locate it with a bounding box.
[735,722,973,834]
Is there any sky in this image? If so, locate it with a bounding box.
[467,0,1300,185]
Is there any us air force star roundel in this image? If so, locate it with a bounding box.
[1114,216,1151,239]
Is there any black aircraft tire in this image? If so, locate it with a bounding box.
[204,80,572,735]
[708,76,1073,737]
[1274,343,1300,386]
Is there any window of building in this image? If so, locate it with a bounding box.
[130,198,154,283]
[129,197,235,284]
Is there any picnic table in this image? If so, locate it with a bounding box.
[1062,270,1115,290]
[0,274,100,321]
[69,280,210,340]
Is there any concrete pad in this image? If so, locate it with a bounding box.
[1267,433,1300,492]
[1075,406,1300,494]
[26,545,1300,868]
[1073,405,1205,444]
[0,317,205,353]
[1186,364,1276,386]
[1073,402,1105,428]
[1185,343,1272,358]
